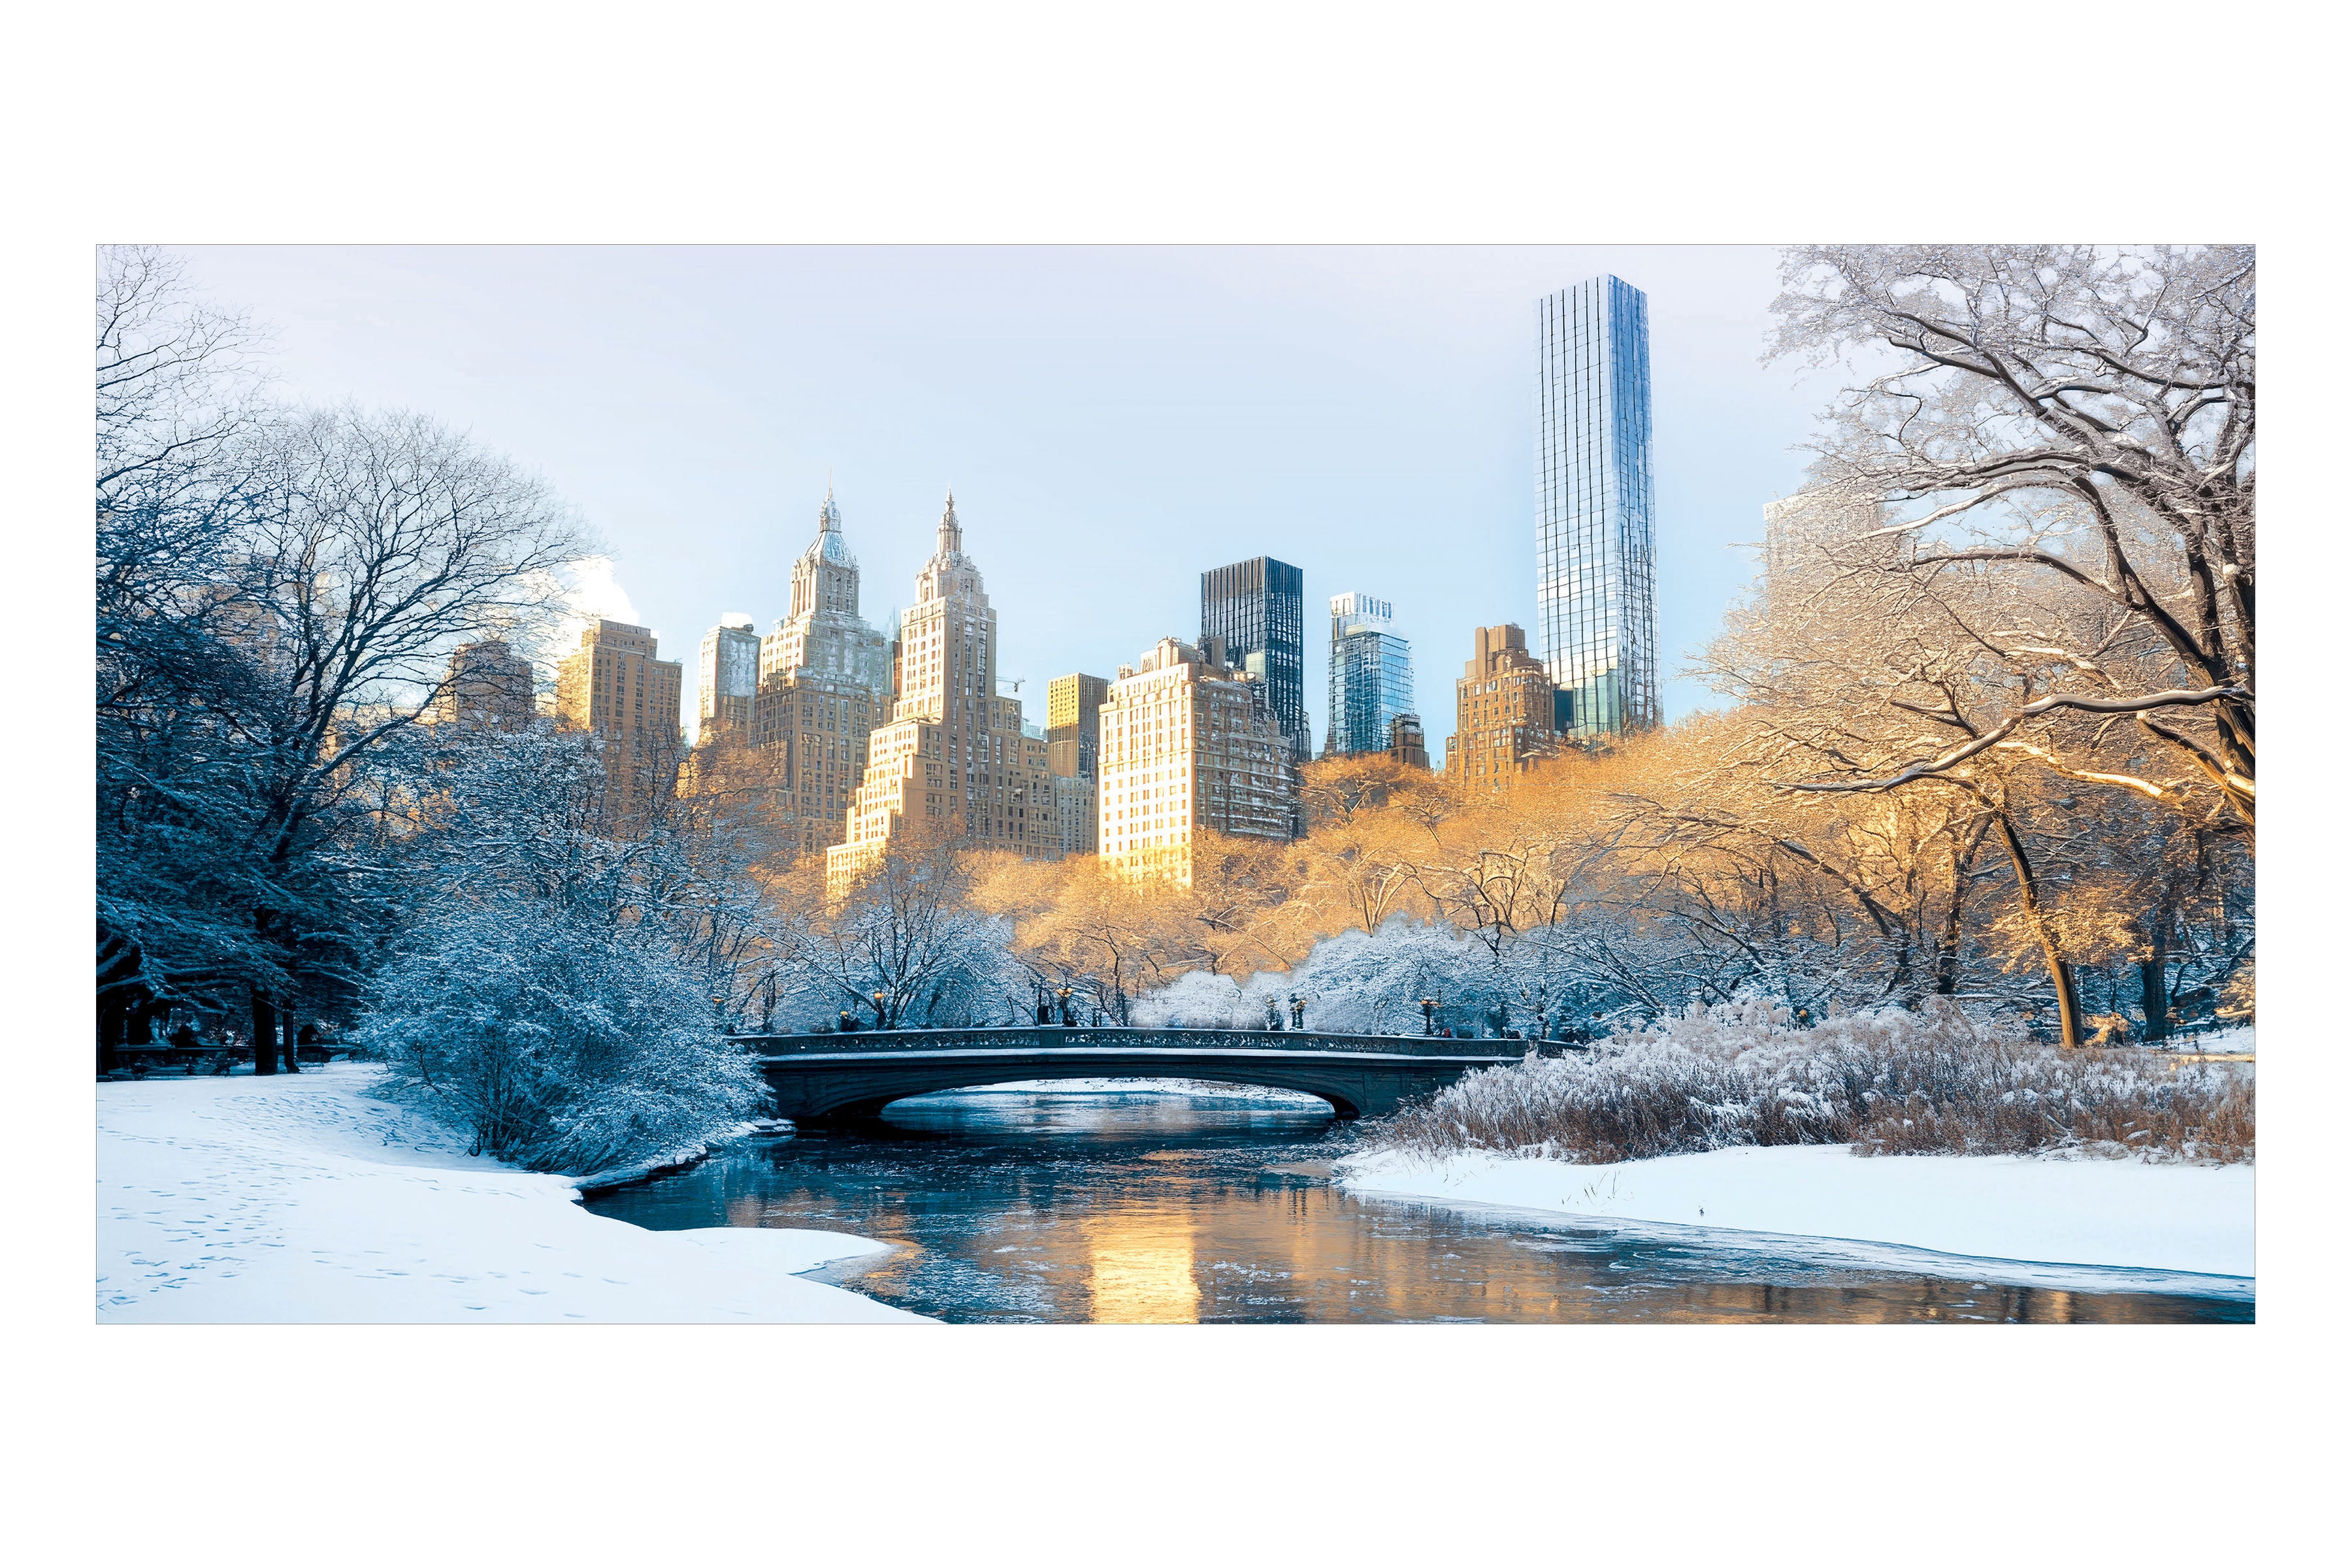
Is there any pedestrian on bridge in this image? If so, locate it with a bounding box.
[1289,995,1306,1030]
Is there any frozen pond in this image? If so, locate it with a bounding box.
[585,1088,2252,1324]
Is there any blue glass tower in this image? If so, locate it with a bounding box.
[1536,275,1659,737]
[1324,592,1413,757]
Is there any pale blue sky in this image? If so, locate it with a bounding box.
[174,246,1841,753]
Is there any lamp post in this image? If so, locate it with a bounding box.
[872,990,888,1030]
[1056,986,1073,1028]
[1420,998,1436,1037]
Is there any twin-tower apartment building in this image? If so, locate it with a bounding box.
[678,491,1299,890]
[533,271,1660,880]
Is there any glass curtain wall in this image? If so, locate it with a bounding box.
[1536,274,1659,738]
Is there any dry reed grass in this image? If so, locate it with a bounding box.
[1371,1000,2253,1166]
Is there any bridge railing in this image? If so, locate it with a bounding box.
[732,1026,1546,1061]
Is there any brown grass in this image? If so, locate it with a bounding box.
[1369,1005,2255,1166]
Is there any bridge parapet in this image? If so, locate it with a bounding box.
[734,1026,1534,1061]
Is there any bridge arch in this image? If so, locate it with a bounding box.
[782,1058,1367,1122]
[745,1026,1524,1126]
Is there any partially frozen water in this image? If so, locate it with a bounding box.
[583,1089,2252,1324]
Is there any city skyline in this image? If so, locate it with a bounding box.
[164,246,1850,760]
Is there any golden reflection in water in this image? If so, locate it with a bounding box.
[1085,1211,1201,1324]
[642,1107,2241,1323]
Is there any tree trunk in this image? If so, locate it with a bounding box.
[1932,817,1993,996]
[1991,809,2083,1049]
[250,989,279,1075]
[2138,917,2172,1042]
[97,990,125,1076]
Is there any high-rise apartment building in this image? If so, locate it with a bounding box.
[1537,274,1659,739]
[1444,623,1568,787]
[1098,635,1296,884]
[1201,556,1309,761]
[1387,712,1430,770]
[1324,591,1414,758]
[436,639,535,728]
[698,614,760,737]
[753,680,883,857]
[1051,772,1098,857]
[554,619,685,820]
[825,496,1057,892]
[1045,672,1111,784]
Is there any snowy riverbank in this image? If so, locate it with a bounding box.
[97,1064,928,1323]
[1336,1144,2255,1281]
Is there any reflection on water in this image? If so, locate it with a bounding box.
[583,1089,2252,1324]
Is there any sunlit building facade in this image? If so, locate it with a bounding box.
[1099,636,1296,885]
[554,619,684,822]
[1444,623,1569,787]
[825,495,1057,893]
[1537,274,1659,739]
[697,615,760,737]
[1045,671,1111,785]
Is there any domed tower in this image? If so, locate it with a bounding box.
[744,486,890,861]
[762,485,889,694]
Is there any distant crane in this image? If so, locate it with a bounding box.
[996,676,1026,694]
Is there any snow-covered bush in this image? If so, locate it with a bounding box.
[1370,998,2253,1166]
[351,896,768,1173]
[1130,919,1506,1035]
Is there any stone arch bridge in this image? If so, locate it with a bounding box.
[741,1026,1531,1122]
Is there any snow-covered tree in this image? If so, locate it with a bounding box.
[94,246,595,1073]
[352,892,766,1171]
[1767,246,2255,834]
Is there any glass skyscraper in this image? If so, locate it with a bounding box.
[1200,556,1309,760]
[1324,592,1413,757]
[1536,274,1659,738]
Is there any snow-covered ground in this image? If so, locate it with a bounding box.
[97,1065,928,1324]
[1337,1144,2254,1282]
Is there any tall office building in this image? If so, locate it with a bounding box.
[1323,591,1414,758]
[1201,556,1309,761]
[698,613,760,737]
[1045,672,1111,783]
[554,619,685,821]
[1444,623,1569,787]
[1098,635,1296,885]
[1044,671,1110,857]
[435,639,535,728]
[1537,275,1659,739]
[825,495,1057,892]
